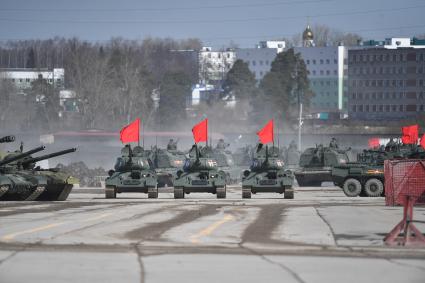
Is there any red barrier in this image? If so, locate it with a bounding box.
[384,159,425,246]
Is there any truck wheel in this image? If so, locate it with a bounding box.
[342,178,362,197]
[242,186,251,199]
[364,178,384,197]
[105,186,116,199]
[217,186,226,199]
[284,187,294,199]
[174,187,184,199]
[148,186,158,199]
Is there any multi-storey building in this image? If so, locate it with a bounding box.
[294,46,348,112]
[235,41,285,81]
[198,47,236,85]
[347,38,425,120]
[0,68,65,91]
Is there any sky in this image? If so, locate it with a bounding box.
[0,0,424,48]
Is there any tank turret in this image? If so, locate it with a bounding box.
[0,146,46,167]
[21,148,77,169]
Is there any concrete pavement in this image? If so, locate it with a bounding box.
[0,186,424,282]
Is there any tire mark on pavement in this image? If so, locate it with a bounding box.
[126,205,221,241]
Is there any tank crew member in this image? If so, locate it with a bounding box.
[216,138,229,150]
[385,138,396,151]
[329,137,338,149]
[167,139,178,150]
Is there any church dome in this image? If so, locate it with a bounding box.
[302,25,314,41]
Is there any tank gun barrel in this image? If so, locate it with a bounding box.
[0,146,46,166]
[21,148,76,165]
[0,135,15,143]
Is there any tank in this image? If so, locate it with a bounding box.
[0,145,77,201]
[105,145,158,198]
[212,148,241,184]
[149,147,186,187]
[173,144,226,199]
[241,144,294,199]
[331,143,424,197]
[294,143,354,187]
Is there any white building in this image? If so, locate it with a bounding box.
[0,68,65,91]
[235,40,285,81]
[198,47,236,85]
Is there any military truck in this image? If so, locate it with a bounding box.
[105,145,158,198]
[332,143,424,197]
[149,147,186,187]
[242,144,294,199]
[294,143,354,187]
[173,144,226,199]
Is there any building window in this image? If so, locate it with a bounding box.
[326,70,330,75]
[312,70,316,75]
[320,59,324,64]
[352,105,357,112]
[365,93,370,100]
[259,60,263,65]
[392,105,397,112]
[420,105,424,111]
[320,70,324,75]
[306,60,310,64]
[385,105,390,112]
[312,60,316,64]
[379,105,383,112]
[265,60,269,65]
[252,61,256,66]
[399,105,404,112]
[372,105,377,112]
[326,59,330,64]
[26,78,30,82]
[366,105,370,112]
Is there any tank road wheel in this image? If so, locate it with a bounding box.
[342,178,362,197]
[174,187,185,199]
[148,186,159,199]
[216,186,226,199]
[242,186,251,199]
[284,187,294,199]
[364,178,384,197]
[105,186,116,199]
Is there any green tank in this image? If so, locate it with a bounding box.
[149,147,186,187]
[105,145,158,198]
[173,144,226,199]
[0,143,77,201]
[241,144,294,199]
[331,143,424,197]
[212,147,241,184]
[294,142,353,187]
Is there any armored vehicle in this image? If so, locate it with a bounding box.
[332,143,424,197]
[105,145,158,198]
[212,148,241,184]
[294,143,353,187]
[173,144,226,199]
[233,146,253,168]
[241,144,294,199]
[149,147,186,187]
[0,143,77,201]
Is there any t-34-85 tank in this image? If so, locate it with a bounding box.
[149,147,186,187]
[241,144,294,199]
[173,144,226,199]
[105,145,158,198]
[294,139,354,187]
[0,141,77,201]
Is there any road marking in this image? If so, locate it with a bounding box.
[190,214,234,244]
[1,222,66,241]
[1,213,113,241]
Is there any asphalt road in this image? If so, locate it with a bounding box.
[1,186,425,283]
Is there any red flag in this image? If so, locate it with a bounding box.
[401,124,418,144]
[368,138,380,149]
[257,119,274,144]
[421,134,425,149]
[120,118,140,143]
[192,118,208,143]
